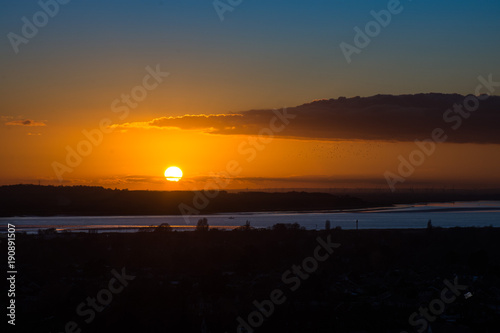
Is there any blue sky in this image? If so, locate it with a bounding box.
[1,0,500,119]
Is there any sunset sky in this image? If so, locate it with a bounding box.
[1,0,500,191]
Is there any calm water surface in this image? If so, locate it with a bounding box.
[2,201,500,233]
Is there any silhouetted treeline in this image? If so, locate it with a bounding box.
[0,185,368,216]
[2,184,500,217]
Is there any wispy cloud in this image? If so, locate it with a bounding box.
[111,94,500,144]
[110,114,244,131]
[5,119,47,127]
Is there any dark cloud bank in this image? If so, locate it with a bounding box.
[118,94,500,144]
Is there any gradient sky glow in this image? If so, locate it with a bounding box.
[1,0,500,190]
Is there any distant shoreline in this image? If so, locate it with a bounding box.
[2,184,500,218]
[3,201,500,234]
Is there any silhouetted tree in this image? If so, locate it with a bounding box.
[196,218,209,232]
[272,223,303,231]
[154,223,172,233]
[234,220,253,231]
[325,220,331,230]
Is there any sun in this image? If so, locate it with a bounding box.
[164,166,183,182]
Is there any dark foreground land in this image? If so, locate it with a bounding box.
[5,227,500,333]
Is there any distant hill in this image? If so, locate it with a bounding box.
[0,185,368,217]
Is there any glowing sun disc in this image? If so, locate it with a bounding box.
[164,166,183,182]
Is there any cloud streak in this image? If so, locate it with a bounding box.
[5,119,47,127]
[111,94,500,144]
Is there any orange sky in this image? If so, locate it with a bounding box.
[2,1,500,191]
[2,112,500,191]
